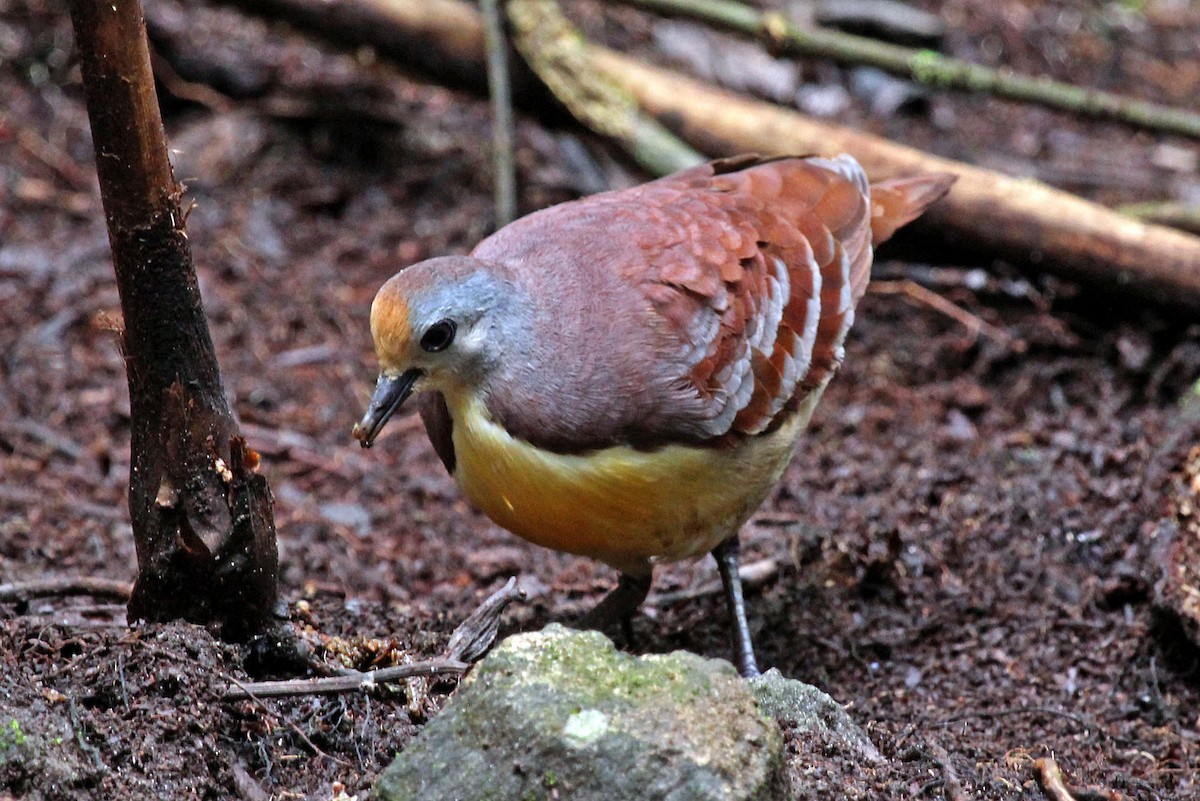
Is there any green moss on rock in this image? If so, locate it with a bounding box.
[374,624,781,801]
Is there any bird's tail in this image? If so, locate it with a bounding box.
[868,172,957,246]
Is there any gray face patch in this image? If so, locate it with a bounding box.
[399,258,533,387]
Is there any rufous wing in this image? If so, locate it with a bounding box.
[638,155,951,443]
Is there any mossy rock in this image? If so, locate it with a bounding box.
[374,624,782,801]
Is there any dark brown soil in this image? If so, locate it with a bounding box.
[2,0,1199,798]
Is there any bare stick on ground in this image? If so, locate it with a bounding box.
[646,558,778,608]
[68,0,279,638]
[222,577,524,700]
[925,743,970,801]
[224,676,355,767]
[221,658,471,700]
[0,577,133,603]
[1035,757,1126,801]
[443,577,526,663]
[870,279,1019,350]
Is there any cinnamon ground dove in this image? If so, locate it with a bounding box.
[355,154,954,676]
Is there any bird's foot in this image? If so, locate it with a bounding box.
[713,537,761,678]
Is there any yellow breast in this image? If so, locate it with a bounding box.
[443,390,821,573]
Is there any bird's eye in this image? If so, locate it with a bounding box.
[420,319,457,352]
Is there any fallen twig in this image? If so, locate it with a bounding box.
[221,657,470,700]
[895,705,1092,748]
[230,762,271,801]
[444,577,526,663]
[869,278,1021,351]
[222,577,525,700]
[616,0,1200,141]
[236,421,373,479]
[16,128,95,191]
[591,48,1200,310]
[935,706,1091,730]
[1035,758,1078,801]
[9,178,93,217]
[3,418,89,461]
[148,49,235,113]
[1069,788,1127,801]
[0,486,126,522]
[0,576,133,603]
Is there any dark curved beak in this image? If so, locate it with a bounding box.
[353,369,422,448]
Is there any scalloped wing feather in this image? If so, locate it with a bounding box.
[629,156,874,440]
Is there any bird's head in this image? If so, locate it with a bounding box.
[353,255,518,448]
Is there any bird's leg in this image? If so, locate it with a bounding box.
[579,571,652,641]
[713,536,760,678]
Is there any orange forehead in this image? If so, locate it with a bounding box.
[370,283,412,366]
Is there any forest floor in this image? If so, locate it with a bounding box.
[2,0,1199,798]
